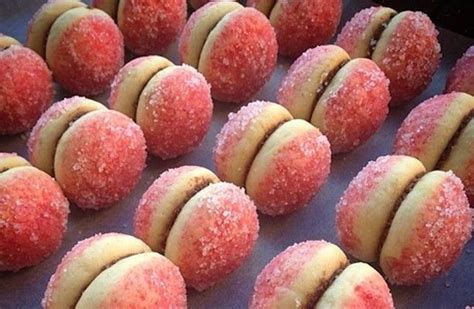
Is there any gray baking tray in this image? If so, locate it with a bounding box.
[0,0,473,308]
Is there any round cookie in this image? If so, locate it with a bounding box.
[393,92,474,203]
[445,46,474,96]
[0,35,53,135]
[278,45,390,153]
[0,153,69,272]
[28,96,147,210]
[248,0,342,57]
[336,7,440,104]
[214,101,331,216]
[42,233,186,308]
[27,2,123,95]
[92,0,186,55]
[109,56,213,159]
[179,2,277,103]
[336,155,472,285]
[134,166,259,291]
[249,241,394,308]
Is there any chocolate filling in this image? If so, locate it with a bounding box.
[376,173,425,258]
[435,110,474,169]
[306,260,350,308]
[159,177,216,253]
[243,118,290,185]
[310,59,350,117]
[368,12,398,58]
[73,251,148,306]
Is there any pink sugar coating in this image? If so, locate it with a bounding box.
[278,45,346,117]
[393,93,456,160]
[0,46,53,135]
[138,65,213,159]
[339,272,394,309]
[250,127,331,216]
[375,11,440,104]
[0,166,69,272]
[95,254,186,308]
[196,7,277,103]
[249,240,330,308]
[48,12,124,96]
[119,0,186,55]
[336,155,400,254]
[213,101,270,182]
[134,166,203,245]
[461,157,474,205]
[27,96,95,164]
[336,9,440,104]
[321,59,389,153]
[260,0,342,57]
[382,171,471,285]
[43,233,116,307]
[335,6,382,58]
[54,110,146,209]
[171,182,259,291]
[445,46,474,96]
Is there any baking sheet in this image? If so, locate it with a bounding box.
[0,0,473,308]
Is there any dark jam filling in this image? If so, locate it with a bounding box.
[310,59,350,117]
[376,173,425,258]
[159,177,216,253]
[368,12,398,57]
[435,110,474,169]
[306,260,350,308]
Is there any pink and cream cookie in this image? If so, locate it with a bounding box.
[214,101,331,216]
[27,0,123,95]
[278,45,390,153]
[28,96,146,210]
[92,0,186,55]
[445,46,474,96]
[248,0,342,57]
[0,153,69,272]
[250,241,394,308]
[394,92,474,204]
[109,56,213,159]
[179,2,277,103]
[0,34,53,135]
[134,166,259,291]
[42,233,186,308]
[336,155,472,285]
[336,7,440,104]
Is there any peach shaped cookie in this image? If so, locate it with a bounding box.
[179,2,277,103]
[92,0,186,55]
[336,155,472,285]
[248,0,342,57]
[28,96,146,210]
[394,92,474,204]
[42,233,186,308]
[0,35,54,135]
[249,241,394,308]
[27,2,123,95]
[278,45,390,153]
[109,56,213,159]
[336,7,440,104]
[134,166,259,291]
[0,153,69,272]
[445,46,474,96]
[214,101,331,216]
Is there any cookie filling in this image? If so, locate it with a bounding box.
[0,156,30,173]
[435,110,474,169]
[311,58,350,116]
[368,12,397,57]
[159,176,218,253]
[306,260,350,307]
[376,173,425,258]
